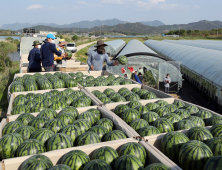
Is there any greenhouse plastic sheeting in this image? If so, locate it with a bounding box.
[87,39,125,57]
[144,40,222,105]
[162,40,222,52]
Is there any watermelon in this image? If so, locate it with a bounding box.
[50,101,66,110]
[72,98,89,108]
[174,109,190,119]
[142,92,157,100]
[11,105,30,115]
[125,93,140,101]
[48,164,72,170]
[87,108,101,122]
[16,113,35,125]
[16,139,45,157]
[25,82,38,91]
[26,93,36,100]
[43,119,66,133]
[118,55,128,65]
[57,112,76,125]
[196,110,213,121]
[2,121,24,136]
[139,126,160,137]
[88,126,107,139]
[61,150,90,170]
[186,127,213,142]
[75,76,83,82]
[210,124,222,137]
[58,91,67,97]
[14,77,24,83]
[127,101,142,109]
[60,125,81,143]
[114,104,130,116]
[51,95,60,102]
[30,128,55,144]
[109,92,121,100]
[76,131,101,146]
[43,92,52,99]
[165,104,178,112]
[205,116,222,126]
[39,81,53,90]
[131,87,141,94]
[26,100,37,110]
[114,155,143,170]
[118,88,129,95]
[184,105,199,114]
[121,109,140,124]
[135,106,150,116]
[174,120,195,131]
[33,95,45,103]
[15,94,26,99]
[109,81,120,86]
[60,73,70,81]
[31,103,47,112]
[79,80,87,87]
[173,100,186,109]
[52,79,65,89]
[73,119,91,133]
[13,97,27,107]
[155,107,171,117]
[141,112,160,125]
[65,78,77,88]
[130,119,149,132]
[64,88,75,95]
[206,137,222,156]
[185,116,205,127]
[86,76,95,81]
[100,96,112,103]
[145,103,160,111]
[43,98,54,107]
[121,91,133,98]
[179,140,213,170]
[119,142,147,165]
[155,100,168,107]
[78,111,96,126]
[103,130,127,142]
[113,96,126,102]
[10,83,25,93]
[163,113,182,124]
[96,118,113,132]
[92,90,102,96]
[203,156,222,170]
[38,108,57,120]
[60,106,79,119]
[14,126,36,140]
[103,88,115,96]
[50,89,60,95]
[153,118,174,133]
[144,163,171,170]
[161,131,189,163]
[95,81,108,86]
[75,72,84,77]
[68,72,76,77]
[29,117,48,130]
[46,133,73,151]
[0,133,24,159]
[96,93,107,99]
[136,89,148,98]
[84,160,112,170]
[120,80,132,85]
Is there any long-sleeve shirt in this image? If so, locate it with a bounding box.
[138,75,143,83]
[87,50,114,71]
[41,42,61,67]
[163,77,171,87]
[134,74,142,84]
[28,48,42,69]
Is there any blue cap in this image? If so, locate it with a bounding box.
[46,34,56,39]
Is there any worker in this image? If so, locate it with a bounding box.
[87,40,118,71]
[28,40,42,72]
[124,74,128,78]
[41,34,65,72]
[128,67,142,84]
[163,74,171,94]
[54,39,68,71]
[138,72,143,83]
[137,67,144,75]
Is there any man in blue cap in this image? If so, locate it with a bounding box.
[41,34,65,72]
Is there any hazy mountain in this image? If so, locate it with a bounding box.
[140,20,165,27]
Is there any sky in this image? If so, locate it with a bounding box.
[0,0,221,26]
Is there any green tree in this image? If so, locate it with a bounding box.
[0,42,14,68]
[72,35,79,41]
[187,30,192,34]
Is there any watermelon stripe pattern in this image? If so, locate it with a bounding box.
[30,128,55,144]
[210,124,222,137]
[186,127,213,142]
[144,163,171,170]
[103,130,127,142]
[139,126,160,137]
[2,121,24,136]
[83,159,112,170]
[48,164,72,170]
[206,137,222,156]
[76,132,101,146]
[130,119,149,132]
[153,118,174,133]
[203,156,222,170]
[60,125,81,143]
[14,126,36,140]
[114,155,144,170]
[118,56,128,65]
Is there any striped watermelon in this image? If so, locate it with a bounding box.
[43,119,66,133]
[26,100,37,110]
[121,91,133,98]
[2,121,24,136]
[48,164,72,170]
[95,81,108,86]
[0,133,24,159]
[118,88,130,95]
[144,163,171,170]
[184,105,199,114]
[50,101,66,110]
[119,142,147,165]
[15,94,26,99]
[163,113,182,124]
[73,119,91,133]
[29,117,49,130]
[64,88,75,95]
[103,130,127,142]
[16,113,35,125]
[113,96,126,102]
[38,108,57,120]
[43,98,54,107]
[72,98,89,108]
[131,87,141,94]
[120,80,132,85]
[210,124,222,137]
[60,106,79,119]
[79,80,87,87]
[50,89,60,95]
[31,103,47,112]
[118,55,128,65]
[114,155,143,170]
[75,76,83,82]
[165,104,178,112]
[109,81,120,86]
[161,131,189,163]
[76,131,101,146]
[121,109,140,124]
[78,111,96,126]
[174,120,195,131]
[60,125,81,142]
[127,101,142,109]
[86,76,95,81]
[14,77,24,83]
[142,92,157,100]
[51,95,60,101]
[92,146,119,167]
[103,88,115,96]
[141,112,160,125]
[88,125,107,139]
[25,83,38,91]
[196,110,213,121]
[100,96,112,103]
[92,90,102,96]
[46,133,73,151]
[205,116,222,126]
[114,104,130,116]
[203,156,222,170]
[61,150,90,170]
[125,93,140,101]
[10,83,25,93]
[174,109,190,119]
[11,105,30,115]
[58,91,68,97]
[96,93,107,99]
[186,127,213,142]
[139,126,160,137]
[62,95,74,105]
[108,92,121,100]
[16,139,45,157]
[206,137,222,156]
[39,81,53,90]
[26,93,36,100]
[145,103,160,111]
[155,100,168,107]
[96,118,113,132]
[155,107,171,117]
[13,97,27,107]
[57,112,76,125]
[87,108,101,122]
[186,116,205,127]
[84,159,112,170]
[153,118,174,133]
[53,79,65,89]
[65,78,77,88]
[136,89,148,98]
[179,140,213,170]
[30,128,55,145]
[43,92,52,99]
[173,100,186,109]
[14,126,36,140]
[130,119,149,132]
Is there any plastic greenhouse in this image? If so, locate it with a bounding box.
[87,39,126,57]
[144,40,222,106]
[162,40,222,52]
[107,40,182,91]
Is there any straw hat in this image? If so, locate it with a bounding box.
[94,40,108,47]
[58,41,68,46]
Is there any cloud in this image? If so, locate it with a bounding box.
[101,0,133,4]
[194,5,200,9]
[148,0,165,4]
[27,4,43,10]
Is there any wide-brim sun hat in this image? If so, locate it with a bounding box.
[58,41,68,46]
[94,40,108,47]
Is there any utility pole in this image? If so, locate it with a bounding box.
[217,28,218,37]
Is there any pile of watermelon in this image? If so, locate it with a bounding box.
[0,107,129,159]
[161,123,222,170]
[11,88,92,115]
[92,87,157,104]
[112,99,222,136]
[17,142,171,170]
[10,72,78,93]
